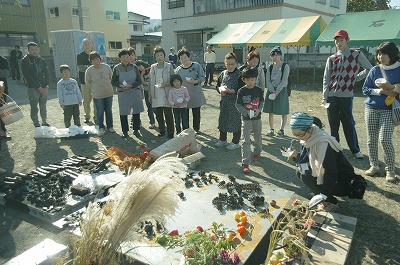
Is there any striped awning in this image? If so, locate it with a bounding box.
[207,16,326,48]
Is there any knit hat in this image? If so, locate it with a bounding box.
[290,112,314,130]
[270,46,282,56]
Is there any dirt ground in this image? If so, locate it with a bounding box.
[0,78,399,264]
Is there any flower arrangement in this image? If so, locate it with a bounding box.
[156,222,241,265]
[266,199,317,265]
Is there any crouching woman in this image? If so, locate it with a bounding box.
[288,112,366,208]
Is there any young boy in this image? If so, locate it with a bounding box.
[168,74,190,134]
[236,68,264,173]
[57,65,83,128]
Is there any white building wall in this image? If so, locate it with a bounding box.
[162,1,347,66]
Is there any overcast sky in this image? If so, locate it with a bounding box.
[128,0,400,20]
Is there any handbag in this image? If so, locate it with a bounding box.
[0,94,24,125]
[392,97,400,126]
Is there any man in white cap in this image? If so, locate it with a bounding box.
[322,29,372,159]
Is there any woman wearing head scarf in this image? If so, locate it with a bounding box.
[263,46,290,136]
[288,112,366,208]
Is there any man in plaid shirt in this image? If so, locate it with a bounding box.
[322,30,372,159]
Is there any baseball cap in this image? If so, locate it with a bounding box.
[333,30,349,39]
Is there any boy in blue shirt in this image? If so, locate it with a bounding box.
[57,65,83,128]
[236,68,264,173]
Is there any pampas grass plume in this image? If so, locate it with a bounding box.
[72,153,186,265]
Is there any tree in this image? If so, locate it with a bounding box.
[347,0,390,12]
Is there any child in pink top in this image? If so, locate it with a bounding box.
[168,74,190,134]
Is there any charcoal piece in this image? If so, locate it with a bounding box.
[198,171,206,177]
[228,175,236,183]
[70,185,90,196]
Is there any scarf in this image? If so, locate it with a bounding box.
[301,126,343,185]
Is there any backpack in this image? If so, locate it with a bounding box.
[269,62,291,96]
[347,174,367,199]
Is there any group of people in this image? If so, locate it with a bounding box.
[288,30,399,208]
[0,30,398,208]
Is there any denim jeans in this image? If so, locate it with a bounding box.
[94,96,113,129]
[27,87,48,126]
[173,107,189,134]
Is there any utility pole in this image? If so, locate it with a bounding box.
[78,0,83,30]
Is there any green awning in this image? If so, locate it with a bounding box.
[316,9,400,47]
[206,16,326,48]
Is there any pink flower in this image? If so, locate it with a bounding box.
[292,199,300,207]
[219,249,230,262]
[196,226,204,232]
[230,252,240,265]
[304,219,315,228]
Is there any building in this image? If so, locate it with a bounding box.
[43,0,130,58]
[161,0,347,64]
[128,12,162,64]
[0,0,49,57]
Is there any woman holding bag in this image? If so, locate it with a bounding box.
[362,42,400,182]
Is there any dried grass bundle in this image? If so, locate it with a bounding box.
[71,153,186,265]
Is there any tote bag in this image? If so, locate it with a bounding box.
[0,94,24,125]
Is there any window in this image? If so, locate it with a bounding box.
[48,7,59,18]
[72,7,90,18]
[106,10,121,21]
[133,25,142,32]
[316,0,326,4]
[109,41,122,50]
[168,0,185,9]
[330,0,339,8]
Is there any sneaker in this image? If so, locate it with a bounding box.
[226,142,240,150]
[158,131,165,137]
[386,171,395,182]
[34,124,41,128]
[365,166,379,176]
[122,132,129,138]
[133,130,142,137]
[242,164,250,173]
[277,129,284,136]
[98,128,105,135]
[149,124,157,129]
[84,118,91,124]
[354,152,364,159]
[266,129,274,136]
[108,128,115,133]
[0,167,7,174]
[42,123,50,127]
[215,140,227,147]
[251,154,260,161]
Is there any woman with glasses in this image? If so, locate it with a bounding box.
[287,112,366,208]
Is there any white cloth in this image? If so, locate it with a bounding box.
[301,126,342,185]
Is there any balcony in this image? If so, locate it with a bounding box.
[194,0,283,14]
